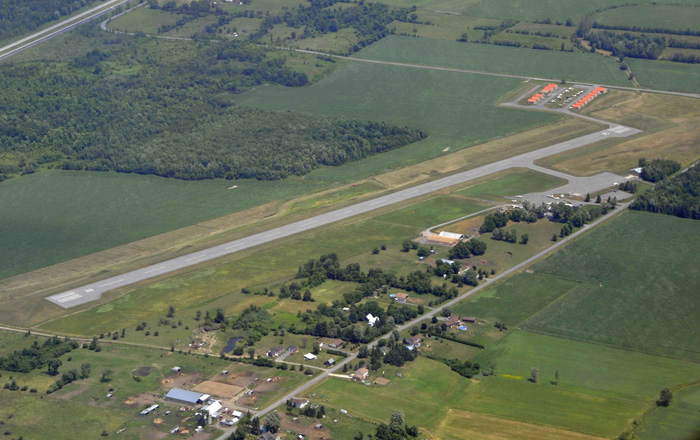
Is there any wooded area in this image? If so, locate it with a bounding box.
[0,28,423,182]
[631,165,700,219]
[0,0,92,41]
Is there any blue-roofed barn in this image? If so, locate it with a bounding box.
[165,388,205,405]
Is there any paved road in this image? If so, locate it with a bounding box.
[212,202,631,439]
[0,0,133,61]
[46,116,640,308]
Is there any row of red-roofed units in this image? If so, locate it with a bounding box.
[571,87,607,110]
[527,83,559,103]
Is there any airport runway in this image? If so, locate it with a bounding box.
[46,115,640,308]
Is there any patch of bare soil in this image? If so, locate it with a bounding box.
[124,392,159,407]
[161,372,201,388]
[281,414,331,440]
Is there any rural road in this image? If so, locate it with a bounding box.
[212,202,631,439]
[0,0,134,61]
[46,116,640,308]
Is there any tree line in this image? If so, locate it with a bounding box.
[630,164,700,220]
[0,336,78,373]
[587,31,666,59]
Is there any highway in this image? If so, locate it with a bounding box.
[47,112,640,308]
[212,201,631,439]
[0,0,133,61]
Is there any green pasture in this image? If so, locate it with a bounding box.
[41,219,418,336]
[283,182,383,217]
[459,375,644,438]
[594,5,700,32]
[638,384,700,440]
[0,331,36,356]
[238,60,560,184]
[0,170,312,280]
[475,331,700,401]
[523,211,700,361]
[354,35,629,86]
[107,7,179,34]
[374,195,492,228]
[452,272,579,327]
[454,168,566,201]
[310,357,646,437]
[464,0,696,24]
[0,391,132,440]
[288,27,360,54]
[628,58,700,93]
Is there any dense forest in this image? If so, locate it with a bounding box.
[639,158,681,182]
[631,165,700,220]
[0,27,423,182]
[0,0,92,41]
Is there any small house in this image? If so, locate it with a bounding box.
[394,293,409,303]
[304,353,317,361]
[629,167,643,177]
[325,358,335,366]
[328,339,344,349]
[287,345,299,354]
[403,334,422,347]
[267,346,285,357]
[366,314,379,327]
[445,314,461,327]
[290,398,309,408]
[462,317,476,323]
[353,367,369,381]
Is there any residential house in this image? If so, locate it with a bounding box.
[445,314,461,327]
[289,398,309,408]
[394,293,409,303]
[366,314,379,327]
[267,346,285,357]
[287,345,299,354]
[353,367,369,381]
[328,339,344,349]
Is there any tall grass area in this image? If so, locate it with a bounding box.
[0,170,313,280]
[523,211,700,361]
[593,5,700,32]
[238,61,559,183]
[638,384,700,440]
[354,36,630,86]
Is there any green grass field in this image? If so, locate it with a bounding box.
[628,58,700,93]
[355,36,630,86]
[309,357,647,438]
[464,0,696,23]
[107,7,179,34]
[474,331,700,401]
[452,272,579,327]
[0,170,313,280]
[638,384,700,440]
[374,195,492,228]
[523,211,700,361]
[380,0,478,12]
[238,60,560,184]
[454,168,566,201]
[0,391,133,439]
[594,5,700,32]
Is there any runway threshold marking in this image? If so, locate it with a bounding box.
[54,292,83,303]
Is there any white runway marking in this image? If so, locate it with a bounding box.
[369,199,384,206]
[186,255,206,262]
[52,292,83,303]
[99,279,124,287]
[145,266,166,273]
[300,220,318,227]
[264,231,282,238]
[84,288,94,293]
[225,244,243,250]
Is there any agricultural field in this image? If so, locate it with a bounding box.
[454,168,566,201]
[0,170,312,281]
[389,11,503,41]
[464,0,697,23]
[379,0,478,13]
[474,331,700,401]
[452,272,579,328]
[593,5,700,33]
[309,357,649,438]
[355,35,630,86]
[637,384,700,440]
[522,211,700,361]
[627,58,700,93]
[238,60,560,183]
